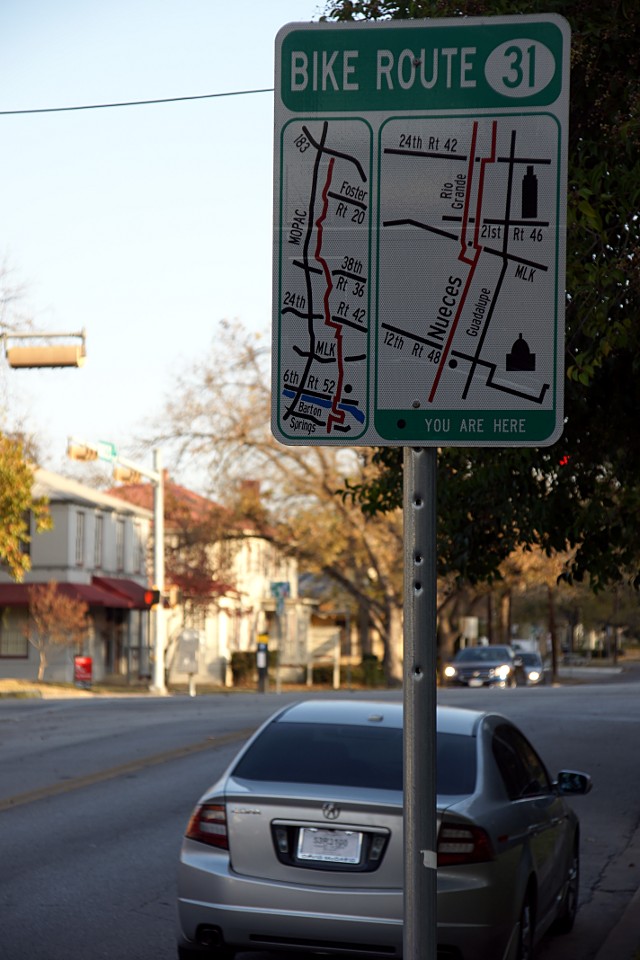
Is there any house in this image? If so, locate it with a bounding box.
[108,476,314,687]
[0,468,154,683]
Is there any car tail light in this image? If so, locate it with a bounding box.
[437,821,494,866]
[185,803,229,850]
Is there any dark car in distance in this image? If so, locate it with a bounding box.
[519,651,548,686]
[442,645,526,688]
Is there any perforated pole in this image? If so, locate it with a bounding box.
[403,446,438,958]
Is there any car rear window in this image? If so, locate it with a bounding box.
[231,722,476,795]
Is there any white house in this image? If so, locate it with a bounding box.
[0,468,153,684]
[108,476,316,688]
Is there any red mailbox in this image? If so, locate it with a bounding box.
[74,655,92,688]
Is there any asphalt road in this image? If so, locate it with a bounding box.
[0,679,638,960]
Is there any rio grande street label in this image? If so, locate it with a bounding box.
[272,16,569,447]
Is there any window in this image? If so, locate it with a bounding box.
[94,514,104,569]
[232,723,476,796]
[0,612,28,658]
[492,723,552,800]
[116,518,125,571]
[134,521,146,574]
[75,512,85,567]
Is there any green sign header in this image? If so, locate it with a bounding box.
[281,20,565,113]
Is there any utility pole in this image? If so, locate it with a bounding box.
[151,449,166,693]
[67,438,167,694]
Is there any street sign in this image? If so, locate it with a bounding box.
[272,15,570,447]
[270,580,290,616]
[96,439,118,462]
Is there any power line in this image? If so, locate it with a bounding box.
[0,86,274,116]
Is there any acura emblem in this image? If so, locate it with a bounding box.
[322,802,340,820]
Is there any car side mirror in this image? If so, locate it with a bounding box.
[555,770,593,795]
[513,656,524,667]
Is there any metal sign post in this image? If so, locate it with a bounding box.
[270,581,290,694]
[403,447,438,958]
[272,15,570,958]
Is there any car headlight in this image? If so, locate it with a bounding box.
[495,664,511,680]
[528,670,541,682]
[443,665,457,678]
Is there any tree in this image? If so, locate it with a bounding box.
[500,548,577,682]
[24,581,91,681]
[0,260,53,577]
[0,434,52,580]
[150,321,406,683]
[323,0,640,592]
[0,255,30,334]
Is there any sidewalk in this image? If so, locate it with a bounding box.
[557,664,624,682]
[593,820,640,960]
[0,678,151,698]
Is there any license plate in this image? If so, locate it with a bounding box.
[297,828,363,864]
[468,678,484,687]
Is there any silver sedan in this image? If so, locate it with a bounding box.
[177,699,591,960]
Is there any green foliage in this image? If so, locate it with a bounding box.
[230,649,277,685]
[0,435,52,580]
[310,663,335,685]
[231,650,258,685]
[356,653,387,687]
[328,0,640,590]
[306,656,386,686]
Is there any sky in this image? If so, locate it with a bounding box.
[0,0,323,486]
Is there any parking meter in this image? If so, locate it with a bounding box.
[257,638,268,693]
[176,629,200,697]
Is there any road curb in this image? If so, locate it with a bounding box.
[593,886,640,960]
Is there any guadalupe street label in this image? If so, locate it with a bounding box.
[272,16,570,446]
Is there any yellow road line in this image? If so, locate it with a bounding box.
[0,727,254,812]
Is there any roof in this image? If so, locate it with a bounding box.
[274,700,485,736]
[277,699,403,728]
[106,475,273,537]
[106,476,227,529]
[106,473,217,511]
[34,468,152,519]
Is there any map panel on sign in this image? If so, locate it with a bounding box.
[375,113,561,444]
[275,118,372,442]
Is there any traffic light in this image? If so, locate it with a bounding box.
[113,466,142,483]
[166,585,183,607]
[144,588,162,607]
[6,344,86,368]
[67,442,98,461]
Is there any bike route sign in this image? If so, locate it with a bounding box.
[272,15,570,447]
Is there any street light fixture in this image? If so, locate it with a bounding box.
[67,438,166,694]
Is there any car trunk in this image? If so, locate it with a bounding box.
[224,778,413,888]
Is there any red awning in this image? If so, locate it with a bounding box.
[59,582,132,607]
[0,582,133,609]
[92,576,150,609]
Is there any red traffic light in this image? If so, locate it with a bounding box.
[144,589,162,607]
